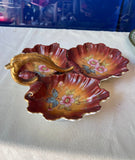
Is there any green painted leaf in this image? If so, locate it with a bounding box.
[52,100,59,108]
[46,97,59,108]
[82,65,95,74]
[52,88,58,98]
[46,97,55,103]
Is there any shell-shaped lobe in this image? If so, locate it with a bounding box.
[19,43,68,80]
[25,73,109,120]
[67,43,129,80]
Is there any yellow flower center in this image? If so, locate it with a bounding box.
[98,67,103,71]
[65,98,70,103]
[43,67,47,70]
[91,61,96,64]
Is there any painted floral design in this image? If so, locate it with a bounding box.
[58,81,64,87]
[60,95,75,108]
[46,89,59,111]
[82,65,95,74]
[95,66,107,73]
[46,87,81,111]
[38,65,50,72]
[82,57,108,74]
[87,58,99,67]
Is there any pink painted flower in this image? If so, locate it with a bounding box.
[38,65,50,72]
[95,66,107,73]
[60,95,75,107]
[58,81,64,86]
[87,58,99,67]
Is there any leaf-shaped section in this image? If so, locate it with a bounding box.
[5,52,73,86]
[67,43,129,80]
[25,73,109,120]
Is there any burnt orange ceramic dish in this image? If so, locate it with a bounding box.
[25,73,109,120]
[67,43,129,80]
[5,42,129,121]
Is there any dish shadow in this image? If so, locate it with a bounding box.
[0,63,135,159]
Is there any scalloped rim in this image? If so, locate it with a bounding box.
[25,96,110,122]
[22,43,68,69]
[99,69,128,82]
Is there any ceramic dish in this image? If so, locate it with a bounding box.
[67,43,129,80]
[5,42,129,121]
[25,73,109,120]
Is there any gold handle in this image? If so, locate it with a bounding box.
[5,53,73,86]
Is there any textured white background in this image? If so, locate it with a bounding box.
[0,27,135,160]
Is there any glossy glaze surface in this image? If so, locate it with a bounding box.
[25,73,109,120]
[67,43,129,80]
[5,42,130,120]
[20,43,69,80]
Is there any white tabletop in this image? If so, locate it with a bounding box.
[0,26,135,160]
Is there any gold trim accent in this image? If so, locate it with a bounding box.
[5,53,73,86]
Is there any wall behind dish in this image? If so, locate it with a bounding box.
[0,0,134,32]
